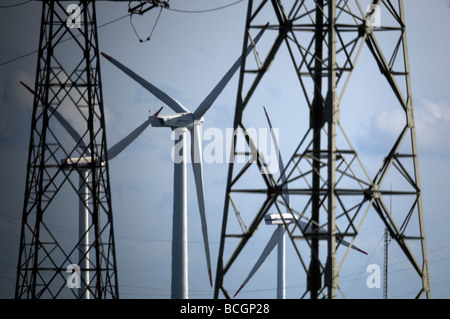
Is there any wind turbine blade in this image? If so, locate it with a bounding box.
[20,81,87,150]
[234,226,282,298]
[189,124,212,286]
[193,23,269,120]
[263,106,290,208]
[339,238,368,255]
[275,199,368,255]
[107,117,153,160]
[101,52,190,114]
[298,219,368,255]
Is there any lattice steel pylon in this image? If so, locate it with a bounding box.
[214,0,430,299]
[15,1,118,299]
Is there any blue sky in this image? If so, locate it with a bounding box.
[1,0,450,299]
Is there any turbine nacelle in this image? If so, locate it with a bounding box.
[151,112,204,129]
[61,156,105,170]
[264,213,296,225]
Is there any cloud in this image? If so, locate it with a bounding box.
[355,105,406,156]
[414,97,450,156]
[355,97,450,158]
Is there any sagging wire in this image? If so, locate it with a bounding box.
[128,0,170,43]
[127,0,245,44]
[129,7,163,43]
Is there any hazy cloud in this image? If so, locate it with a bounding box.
[415,97,450,156]
[356,97,450,157]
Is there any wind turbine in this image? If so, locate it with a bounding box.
[101,24,267,299]
[20,81,163,298]
[233,107,367,299]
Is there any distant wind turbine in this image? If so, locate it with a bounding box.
[234,106,367,299]
[20,81,163,299]
[101,24,268,299]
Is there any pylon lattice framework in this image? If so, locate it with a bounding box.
[15,1,118,299]
[214,0,430,299]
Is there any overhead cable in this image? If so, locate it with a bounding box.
[0,0,32,9]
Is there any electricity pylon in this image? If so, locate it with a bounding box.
[15,1,118,299]
[214,0,430,299]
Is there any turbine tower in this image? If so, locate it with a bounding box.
[15,1,118,299]
[214,0,430,299]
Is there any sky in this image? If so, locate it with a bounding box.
[1,0,450,300]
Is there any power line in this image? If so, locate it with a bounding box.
[0,0,32,8]
[167,0,244,14]
[0,12,131,68]
[0,0,245,67]
[128,0,245,43]
[129,6,163,43]
[0,50,37,68]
